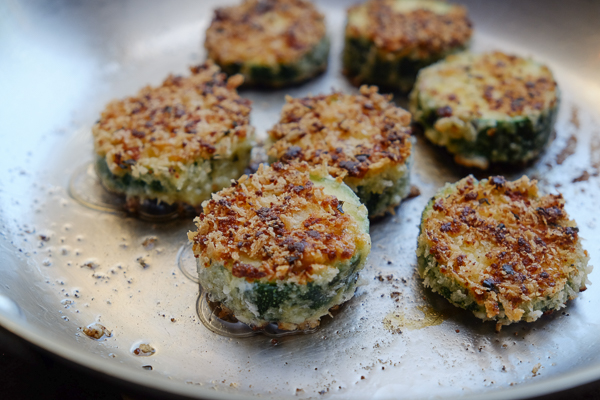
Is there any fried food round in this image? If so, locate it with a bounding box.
[343,0,472,92]
[205,0,329,87]
[92,61,254,211]
[410,51,559,169]
[267,85,414,218]
[417,175,591,328]
[188,162,371,330]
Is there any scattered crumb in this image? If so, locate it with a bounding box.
[82,323,111,339]
[570,106,580,129]
[39,234,50,242]
[572,170,591,183]
[142,236,157,250]
[142,365,153,370]
[532,363,541,376]
[556,134,577,165]
[133,343,156,356]
[81,261,99,270]
[136,257,149,269]
[406,185,421,199]
[271,339,279,346]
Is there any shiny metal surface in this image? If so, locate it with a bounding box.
[1,0,600,399]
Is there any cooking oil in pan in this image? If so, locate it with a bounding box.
[68,162,186,222]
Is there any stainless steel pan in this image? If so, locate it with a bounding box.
[1,0,600,398]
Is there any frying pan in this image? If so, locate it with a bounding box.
[1,0,600,398]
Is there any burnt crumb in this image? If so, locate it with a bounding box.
[464,191,478,201]
[556,135,577,165]
[490,176,506,188]
[136,257,149,269]
[482,279,498,292]
[81,261,99,270]
[536,206,563,223]
[282,145,302,161]
[502,264,515,275]
[572,170,591,183]
[407,185,421,199]
[232,261,267,279]
[142,236,157,250]
[131,129,146,138]
[39,234,50,242]
[436,106,453,117]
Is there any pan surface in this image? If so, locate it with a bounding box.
[1,0,600,398]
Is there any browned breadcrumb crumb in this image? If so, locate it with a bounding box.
[205,0,326,65]
[133,343,156,356]
[417,52,559,119]
[82,324,111,339]
[422,175,585,322]
[188,162,369,284]
[268,86,412,184]
[346,0,472,57]
[93,60,253,177]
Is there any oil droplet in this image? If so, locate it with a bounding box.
[177,242,199,283]
[196,292,319,338]
[68,163,125,213]
[69,162,193,221]
[383,305,446,333]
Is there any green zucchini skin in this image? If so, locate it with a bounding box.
[412,97,558,167]
[95,145,251,207]
[194,170,371,330]
[198,253,365,328]
[343,37,465,93]
[350,150,413,218]
[219,37,330,88]
[416,176,591,327]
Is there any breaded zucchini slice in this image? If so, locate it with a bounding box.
[410,51,559,169]
[205,0,329,88]
[417,175,591,328]
[188,162,371,330]
[267,85,414,218]
[92,61,255,211]
[343,0,472,92]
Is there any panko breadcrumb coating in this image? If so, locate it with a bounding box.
[417,175,591,329]
[205,0,329,87]
[268,85,413,217]
[410,51,559,169]
[189,161,371,330]
[92,61,255,211]
[343,0,472,92]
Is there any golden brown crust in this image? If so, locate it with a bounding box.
[268,86,412,182]
[421,175,584,321]
[92,61,253,177]
[205,0,326,66]
[414,52,559,119]
[188,162,369,283]
[346,0,472,58]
